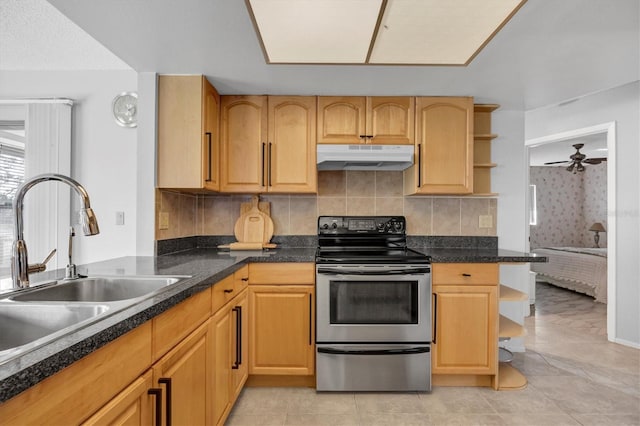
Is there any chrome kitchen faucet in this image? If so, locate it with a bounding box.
[11,173,100,289]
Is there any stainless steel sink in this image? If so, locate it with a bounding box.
[10,276,186,303]
[0,303,109,353]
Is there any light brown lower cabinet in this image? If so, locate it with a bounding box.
[152,319,212,426]
[248,285,315,376]
[82,371,155,426]
[431,263,499,388]
[247,263,315,382]
[0,263,310,424]
[212,288,248,426]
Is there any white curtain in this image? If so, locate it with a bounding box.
[23,101,72,273]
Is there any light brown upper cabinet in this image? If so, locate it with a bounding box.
[404,97,474,195]
[157,75,220,191]
[317,97,414,145]
[220,96,317,193]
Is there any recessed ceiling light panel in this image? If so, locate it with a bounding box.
[370,0,526,65]
[248,0,383,63]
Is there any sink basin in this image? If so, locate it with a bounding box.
[10,276,186,303]
[0,303,109,352]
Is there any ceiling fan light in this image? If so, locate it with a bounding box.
[566,163,575,172]
[577,163,585,172]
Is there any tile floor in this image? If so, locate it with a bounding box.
[227,283,640,425]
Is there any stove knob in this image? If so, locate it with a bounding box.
[331,223,338,229]
[377,222,385,230]
[322,223,329,230]
[393,222,403,232]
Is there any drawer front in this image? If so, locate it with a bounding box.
[212,274,236,313]
[234,265,249,292]
[249,263,315,285]
[153,288,212,360]
[432,263,499,285]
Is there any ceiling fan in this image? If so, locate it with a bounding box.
[544,143,607,173]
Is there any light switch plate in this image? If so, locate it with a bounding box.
[159,212,169,230]
[115,211,125,226]
[479,215,493,228]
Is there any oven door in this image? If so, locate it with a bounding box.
[316,264,431,343]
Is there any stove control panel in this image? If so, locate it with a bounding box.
[318,216,405,235]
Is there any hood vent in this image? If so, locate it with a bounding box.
[317,144,414,171]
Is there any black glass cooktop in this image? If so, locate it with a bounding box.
[315,247,431,264]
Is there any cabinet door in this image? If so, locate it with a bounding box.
[267,96,317,193]
[212,305,233,425]
[231,290,249,399]
[317,96,366,144]
[432,285,497,374]
[158,75,220,191]
[411,97,474,194]
[82,372,154,426]
[220,96,268,192]
[368,97,414,145]
[249,285,314,375]
[203,79,220,191]
[153,320,211,426]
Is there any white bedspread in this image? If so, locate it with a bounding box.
[531,247,608,303]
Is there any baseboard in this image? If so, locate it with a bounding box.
[612,337,640,349]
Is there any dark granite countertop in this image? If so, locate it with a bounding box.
[0,244,543,402]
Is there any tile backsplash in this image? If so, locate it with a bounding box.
[156,171,497,240]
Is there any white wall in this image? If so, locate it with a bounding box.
[492,109,530,352]
[0,70,139,265]
[525,81,640,347]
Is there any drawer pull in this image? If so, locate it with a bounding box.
[224,289,234,294]
[462,273,471,277]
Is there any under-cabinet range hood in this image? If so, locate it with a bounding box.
[317,144,414,171]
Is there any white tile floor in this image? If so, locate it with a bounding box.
[227,283,640,425]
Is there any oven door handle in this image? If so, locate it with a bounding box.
[317,346,430,356]
[316,268,431,276]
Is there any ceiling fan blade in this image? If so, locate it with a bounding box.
[544,161,570,165]
[584,157,607,164]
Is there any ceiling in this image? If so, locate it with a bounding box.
[0,0,130,70]
[528,133,607,167]
[2,0,639,110]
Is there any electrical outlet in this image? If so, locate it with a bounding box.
[115,211,125,226]
[159,212,169,230]
[479,215,493,228]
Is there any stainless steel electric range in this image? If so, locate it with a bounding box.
[315,216,432,392]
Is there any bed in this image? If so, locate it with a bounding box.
[531,247,607,303]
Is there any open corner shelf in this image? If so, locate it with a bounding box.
[499,315,526,338]
[498,363,527,390]
[500,285,528,302]
[472,104,499,196]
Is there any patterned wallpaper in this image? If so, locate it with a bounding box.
[529,164,607,249]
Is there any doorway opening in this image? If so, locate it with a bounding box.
[524,122,616,341]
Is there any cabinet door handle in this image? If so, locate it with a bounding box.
[417,143,422,187]
[224,288,234,294]
[232,306,242,369]
[261,142,266,187]
[462,273,471,277]
[205,132,212,182]
[158,378,172,426]
[147,388,162,426]
[432,293,437,345]
[268,142,272,186]
[308,293,313,346]
[241,277,249,282]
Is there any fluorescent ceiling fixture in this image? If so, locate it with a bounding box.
[248,0,383,63]
[247,0,526,65]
